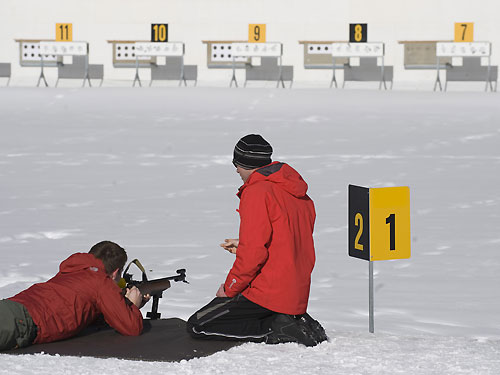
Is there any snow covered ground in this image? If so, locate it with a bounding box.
[0,86,499,374]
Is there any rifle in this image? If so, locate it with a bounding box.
[119,259,188,319]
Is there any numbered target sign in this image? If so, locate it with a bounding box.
[249,24,266,43]
[349,185,411,261]
[56,23,73,42]
[151,24,168,42]
[454,22,474,42]
[349,23,367,43]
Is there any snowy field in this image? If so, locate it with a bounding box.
[0,86,499,374]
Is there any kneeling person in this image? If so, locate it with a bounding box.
[187,134,327,346]
[0,241,145,351]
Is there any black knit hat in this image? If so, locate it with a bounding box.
[233,134,273,169]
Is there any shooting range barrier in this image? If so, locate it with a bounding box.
[435,42,497,92]
[332,42,392,89]
[203,40,293,88]
[107,40,197,87]
[399,40,452,89]
[299,41,349,88]
[0,63,11,86]
[15,39,103,87]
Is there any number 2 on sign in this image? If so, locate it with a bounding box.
[354,213,364,250]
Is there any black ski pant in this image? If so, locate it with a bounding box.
[187,294,277,342]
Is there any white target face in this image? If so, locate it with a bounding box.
[210,43,246,62]
[307,44,332,55]
[115,43,137,61]
[21,42,58,62]
[39,42,87,56]
[331,42,384,57]
[135,42,184,57]
[436,42,490,57]
[231,42,282,57]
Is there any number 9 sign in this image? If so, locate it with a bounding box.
[349,185,411,261]
[249,24,266,43]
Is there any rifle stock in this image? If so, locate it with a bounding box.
[133,278,171,296]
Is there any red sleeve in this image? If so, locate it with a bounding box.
[96,278,143,336]
[224,185,272,297]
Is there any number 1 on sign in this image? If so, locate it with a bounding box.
[385,214,395,250]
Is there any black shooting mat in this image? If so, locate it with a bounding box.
[9,318,242,362]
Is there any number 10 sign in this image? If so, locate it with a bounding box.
[349,185,410,261]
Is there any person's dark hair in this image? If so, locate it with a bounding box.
[88,241,127,275]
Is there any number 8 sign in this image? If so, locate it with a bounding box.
[349,23,367,43]
[349,185,411,261]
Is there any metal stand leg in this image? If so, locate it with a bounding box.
[133,57,141,87]
[329,67,337,88]
[82,74,91,88]
[83,57,91,88]
[133,71,141,87]
[37,62,48,87]
[433,57,442,91]
[230,60,238,88]
[369,261,374,333]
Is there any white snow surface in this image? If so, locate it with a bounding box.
[0,87,499,374]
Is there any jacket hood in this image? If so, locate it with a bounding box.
[238,162,309,198]
[59,253,106,275]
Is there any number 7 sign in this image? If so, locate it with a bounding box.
[349,185,411,261]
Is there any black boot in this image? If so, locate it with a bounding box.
[297,313,328,343]
[265,314,318,347]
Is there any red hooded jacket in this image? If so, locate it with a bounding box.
[9,253,143,344]
[224,162,316,315]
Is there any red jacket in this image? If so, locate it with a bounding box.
[9,253,143,344]
[224,162,316,315]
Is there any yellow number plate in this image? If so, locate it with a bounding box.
[369,187,411,261]
[454,22,474,42]
[56,23,73,42]
[249,24,266,43]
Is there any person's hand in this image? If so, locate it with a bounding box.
[125,286,143,308]
[216,283,227,298]
[220,238,239,254]
[139,293,151,309]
